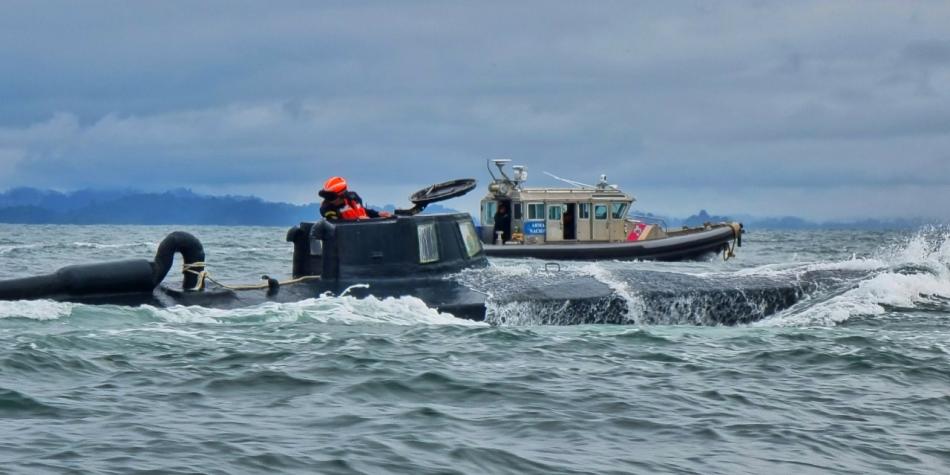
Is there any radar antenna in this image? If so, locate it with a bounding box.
[489,159,512,182]
[596,174,619,190]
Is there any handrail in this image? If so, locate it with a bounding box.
[627,215,667,232]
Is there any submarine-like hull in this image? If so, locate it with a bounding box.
[12,265,842,327]
[0,213,840,326]
[54,278,492,322]
[484,225,740,261]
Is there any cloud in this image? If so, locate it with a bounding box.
[0,1,948,219]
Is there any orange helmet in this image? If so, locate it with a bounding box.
[321,176,348,198]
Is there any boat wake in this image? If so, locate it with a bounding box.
[462,227,950,327]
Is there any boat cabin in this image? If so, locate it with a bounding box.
[479,160,643,245]
[288,213,486,280]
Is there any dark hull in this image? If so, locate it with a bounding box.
[57,278,493,323]
[484,225,737,261]
[28,265,841,327]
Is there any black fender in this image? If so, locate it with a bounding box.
[151,231,206,290]
[0,231,206,301]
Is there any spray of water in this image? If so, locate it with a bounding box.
[761,226,950,326]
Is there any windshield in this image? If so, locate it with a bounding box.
[611,203,627,219]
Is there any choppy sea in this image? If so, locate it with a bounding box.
[1,224,949,474]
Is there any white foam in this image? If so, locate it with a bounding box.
[139,293,486,327]
[486,300,552,325]
[761,228,950,327]
[575,262,643,324]
[0,299,74,320]
[729,256,888,279]
[0,243,40,255]
[71,241,153,249]
[483,261,540,277]
[759,292,885,327]
[101,326,212,340]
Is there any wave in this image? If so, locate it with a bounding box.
[0,243,41,255]
[760,227,950,327]
[0,292,484,327]
[0,388,64,417]
[81,241,156,251]
[145,293,485,326]
[0,241,155,257]
[469,228,950,327]
[0,300,75,320]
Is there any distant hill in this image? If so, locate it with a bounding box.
[0,187,935,229]
[0,187,457,225]
[633,208,935,231]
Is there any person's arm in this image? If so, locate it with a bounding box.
[365,208,393,218]
[346,191,390,218]
[320,201,340,219]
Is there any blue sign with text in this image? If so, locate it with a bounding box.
[524,220,546,235]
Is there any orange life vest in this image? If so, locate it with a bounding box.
[339,197,369,220]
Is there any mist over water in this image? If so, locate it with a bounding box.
[2,224,950,474]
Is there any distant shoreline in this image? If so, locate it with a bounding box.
[0,187,939,230]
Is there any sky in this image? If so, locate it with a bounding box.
[1,1,949,221]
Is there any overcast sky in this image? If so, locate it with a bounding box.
[1,1,949,220]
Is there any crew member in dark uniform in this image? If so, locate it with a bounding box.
[318,176,391,220]
[493,202,511,243]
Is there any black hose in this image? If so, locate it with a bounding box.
[151,231,206,289]
[0,231,207,301]
[0,259,156,301]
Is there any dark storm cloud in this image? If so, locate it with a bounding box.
[0,1,949,219]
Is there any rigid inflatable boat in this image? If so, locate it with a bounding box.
[479,160,743,261]
[484,224,741,261]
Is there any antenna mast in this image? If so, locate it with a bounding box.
[543,171,595,189]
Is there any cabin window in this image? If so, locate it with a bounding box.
[482,201,497,226]
[417,223,440,264]
[594,204,608,220]
[457,220,482,258]
[527,203,545,220]
[513,203,522,220]
[611,203,627,219]
[579,203,590,219]
[548,205,562,220]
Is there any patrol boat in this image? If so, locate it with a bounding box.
[479,160,743,261]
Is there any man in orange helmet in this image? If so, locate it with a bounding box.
[318,176,391,220]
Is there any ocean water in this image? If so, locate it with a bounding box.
[1,224,950,474]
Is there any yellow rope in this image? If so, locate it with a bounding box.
[180,262,319,291]
[723,241,736,261]
[722,223,741,261]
